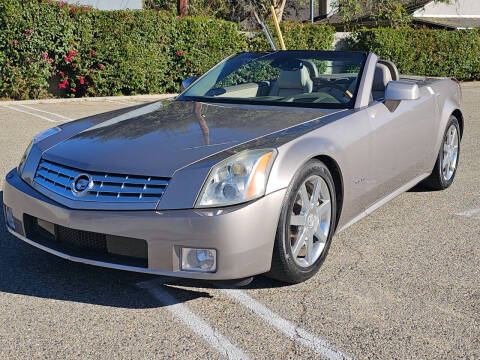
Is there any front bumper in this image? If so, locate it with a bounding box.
[3,169,286,280]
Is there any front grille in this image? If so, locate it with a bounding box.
[34,159,169,203]
[24,215,148,268]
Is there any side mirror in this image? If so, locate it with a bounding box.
[181,76,199,91]
[385,81,420,101]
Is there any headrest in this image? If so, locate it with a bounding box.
[378,59,399,81]
[277,66,311,89]
[373,63,392,91]
[301,60,318,79]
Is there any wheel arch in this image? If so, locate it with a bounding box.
[452,109,464,138]
[431,97,464,171]
[312,155,344,231]
[266,138,346,231]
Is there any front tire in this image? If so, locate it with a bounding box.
[423,115,461,190]
[267,160,337,284]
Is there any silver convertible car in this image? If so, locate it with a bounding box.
[4,51,463,284]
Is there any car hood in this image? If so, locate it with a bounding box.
[43,101,333,177]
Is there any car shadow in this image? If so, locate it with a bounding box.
[161,275,290,290]
[407,183,437,193]
[0,191,217,309]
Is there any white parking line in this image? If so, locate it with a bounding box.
[455,208,480,218]
[222,289,353,360]
[3,105,60,123]
[18,104,73,121]
[106,99,137,105]
[137,281,250,360]
[138,278,352,360]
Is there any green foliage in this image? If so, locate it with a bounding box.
[369,0,410,28]
[144,0,177,13]
[347,27,480,81]
[331,0,363,29]
[144,0,234,19]
[249,21,335,51]
[0,0,334,99]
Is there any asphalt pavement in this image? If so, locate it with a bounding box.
[0,89,478,359]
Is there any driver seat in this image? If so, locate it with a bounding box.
[269,66,313,97]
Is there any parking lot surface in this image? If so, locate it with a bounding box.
[0,89,478,359]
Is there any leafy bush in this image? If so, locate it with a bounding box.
[347,27,480,81]
[144,0,234,20]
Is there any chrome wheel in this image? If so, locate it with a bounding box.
[288,175,331,268]
[442,124,459,181]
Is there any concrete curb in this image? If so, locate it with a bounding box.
[0,94,177,105]
[460,81,480,88]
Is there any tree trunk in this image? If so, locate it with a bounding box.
[273,0,287,22]
[178,0,188,16]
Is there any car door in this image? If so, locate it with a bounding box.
[364,90,437,207]
[388,88,438,185]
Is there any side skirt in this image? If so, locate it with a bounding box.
[337,172,430,233]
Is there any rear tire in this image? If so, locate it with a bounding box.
[267,160,337,284]
[422,115,461,190]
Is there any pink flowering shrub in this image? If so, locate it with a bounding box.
[0,0,91,98]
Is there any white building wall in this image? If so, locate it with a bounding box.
[413,0,480,17]
[319,0,334,16]
[63,0,143,10]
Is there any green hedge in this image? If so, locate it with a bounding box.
[4,2,480,99]
[0,0,334,100]
[348,27,480,81]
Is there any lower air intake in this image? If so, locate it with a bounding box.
[23,214,148,268]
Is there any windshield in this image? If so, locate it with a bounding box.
[178,51,367,109]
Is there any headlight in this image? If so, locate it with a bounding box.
[196,149,277,208]
[17,140,33,176]
[32,127,61,143]
[18,127,61,176]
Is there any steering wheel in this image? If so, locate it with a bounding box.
[279,92,341,104]
[315,84,353,100]
[280,83,353,104]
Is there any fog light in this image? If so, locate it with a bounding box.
[181,248,217,272]
[5,206,15,231]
